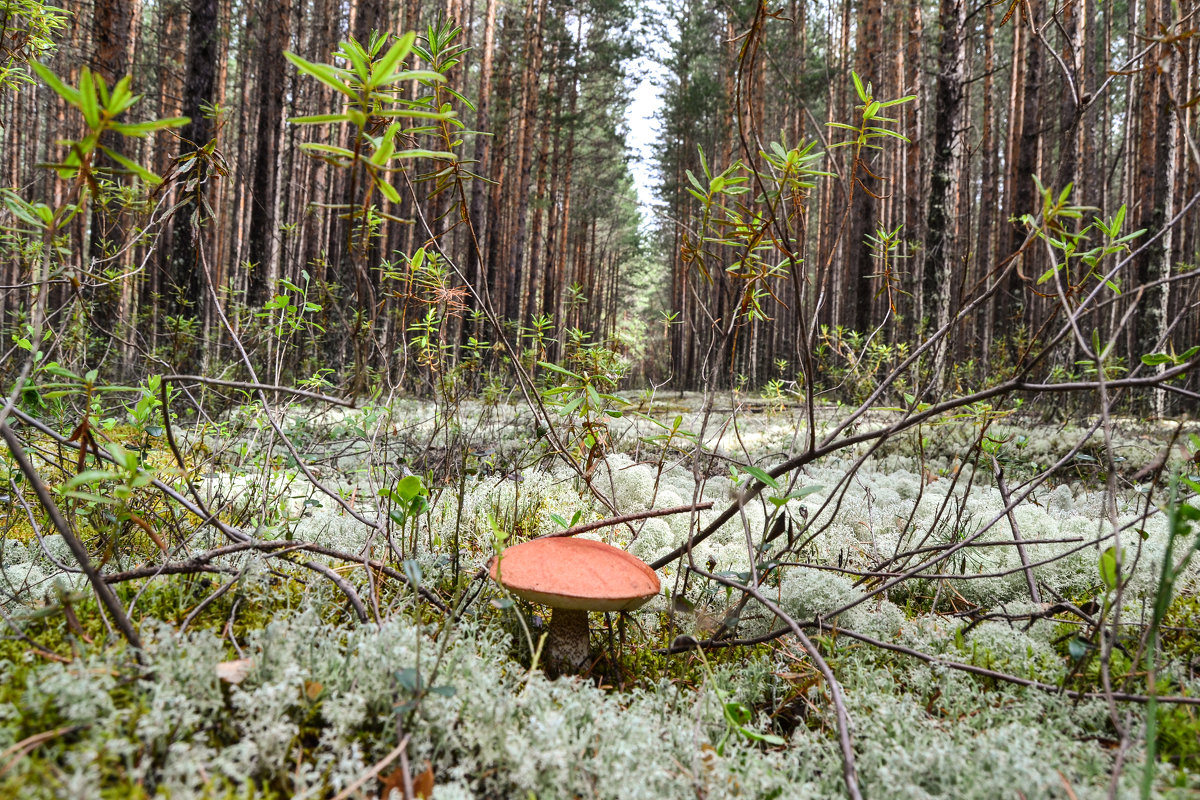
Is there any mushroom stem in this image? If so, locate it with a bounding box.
[545,607,591,674]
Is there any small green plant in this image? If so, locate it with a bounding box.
[538,336,630,474]
[31,62,188,189]
[380,472,430,557]
[286,30,458,392]
[692,646,785,755]
[1025,180,1144,300]
[258,270,325,382]
[865,223,909,313]
[0,0,67,90]
[827,71,915,153]
[1140,475,1200,798]
[286,33,454,208]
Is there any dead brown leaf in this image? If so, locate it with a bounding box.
[215,659,253,684]
[413,760,434,798]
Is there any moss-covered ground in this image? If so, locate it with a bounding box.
[2,400,1198,798]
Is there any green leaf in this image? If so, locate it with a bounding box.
[739,727,786,746]
[1037,265,1061,285]
[1099,546,1122,590]
[1068,637,1088,660]
[851,71,867,102]
[371,32,415,84]
[864,127,909,141]
[395,475,427,503]
[393,148,456,160]
[369,122,401,165]
[61,490,116,505]
[288,113,353,125]
[537,361,582,380]
[108,75,134,112]
[442,87,476,110]
[63,469,117,489]
[99,145,162,185]
[378,68,445,86]
[376,178,400,204]
[402,558,422,587]
[741,464,779,491]
[0,190,48,228]
[560,395,583,416]
[78,68,100,129]
[372,108,454,120]
[724,702,751,725]
[284,51,356,98]
[110,117,189,136]
[395,667,419,691]
[767,485,824,507]
[31,61,80,105]
[299,142,357,159]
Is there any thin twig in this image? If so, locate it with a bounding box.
[0,725,81,778]
[0,422,142,650]
[163,374,355,407]
[330,735,411,800]
[296,558,369,623]
[6,407,448,612]
[536,502,715,539]
[698,567,863,800]
[990,455,1041,604]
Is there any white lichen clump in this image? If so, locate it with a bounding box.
[3,401,1196,798]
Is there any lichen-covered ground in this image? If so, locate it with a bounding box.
[2,396,1198,798]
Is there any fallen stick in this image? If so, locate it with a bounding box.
[1,422,142,650]
[538,502,715,539]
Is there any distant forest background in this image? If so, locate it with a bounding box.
[1,0,1198,410]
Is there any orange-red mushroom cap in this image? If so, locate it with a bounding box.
[489,537,660,612]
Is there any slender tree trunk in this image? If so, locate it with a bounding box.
[247,0,291,307]
[850,0,882,333]
[467,0,498,312]
[168,0,219,329]
[1000,3,1040,333]
[978,3,998,364]
[354,0,386,45]
[89,0,133,337]
[506,0,548,322]
[923,0,966,339]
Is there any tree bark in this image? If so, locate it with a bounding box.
[168,0,220,328]
[922,0,966,390]
[247,0,291,307]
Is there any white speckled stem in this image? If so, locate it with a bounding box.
[546,607,590,674]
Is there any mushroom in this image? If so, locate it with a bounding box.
[489,537,660,674]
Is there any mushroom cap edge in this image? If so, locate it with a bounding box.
[488,537,661,613]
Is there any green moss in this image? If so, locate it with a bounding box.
[1157,699,1200,772]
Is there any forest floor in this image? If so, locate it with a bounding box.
[1,395,1199,799]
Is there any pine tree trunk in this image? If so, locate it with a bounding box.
[923,0,966,392]
[506,0,548,322]
[849,0,881,333]
[168,0,219,329]
[247,0,291,307]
